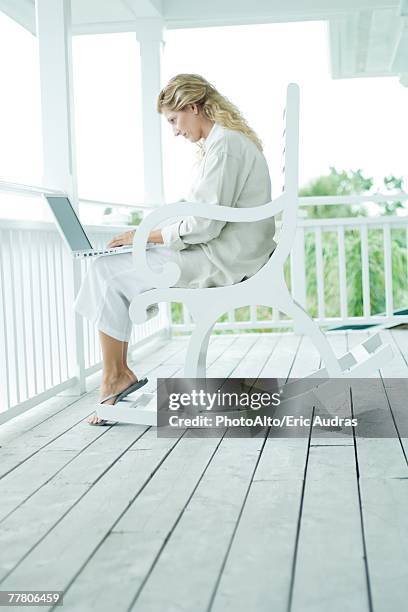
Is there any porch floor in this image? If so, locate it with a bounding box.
[0,328,407,612]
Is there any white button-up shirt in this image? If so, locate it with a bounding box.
[160,122,276,289]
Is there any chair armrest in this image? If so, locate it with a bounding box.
[133,193,288,288]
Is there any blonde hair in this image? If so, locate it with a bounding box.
[157,73,263,156]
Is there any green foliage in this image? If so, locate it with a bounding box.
[302,168,407,317]
[300,167,372,219]
[382,175,405,215]
[128,211,143,226]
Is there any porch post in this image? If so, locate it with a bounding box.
[136,19,165,206]
[36,0,86,394]
[136,19,172,338]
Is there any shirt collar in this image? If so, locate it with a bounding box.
[202,122,221,153]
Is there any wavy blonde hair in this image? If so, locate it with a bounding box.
[157,73,263,156]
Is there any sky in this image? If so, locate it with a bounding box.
[0,11,407,222]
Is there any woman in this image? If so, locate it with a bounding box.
[74,73,276,424]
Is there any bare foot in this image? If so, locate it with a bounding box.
[88,370,138,425]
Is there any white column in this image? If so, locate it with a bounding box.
[136,19,165,206]
[36,0,86,394]
[35,0,78,202]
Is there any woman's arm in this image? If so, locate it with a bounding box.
[148,229,164,244]
[106,228,163,247]
[161,151,244,251]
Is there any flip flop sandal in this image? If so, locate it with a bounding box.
[90,377,149,426]
[100,377,149,404]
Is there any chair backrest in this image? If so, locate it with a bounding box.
[260,83,300,272]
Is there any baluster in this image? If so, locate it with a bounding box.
[360,224,370,319]
[383,224,393,318]
[315,227,325,320]
[337,226,347,320]
[0,233,11,410]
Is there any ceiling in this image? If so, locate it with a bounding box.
[1,0,407,85]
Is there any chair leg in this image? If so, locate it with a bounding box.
[274,292,343,376]
[184,317,217,378]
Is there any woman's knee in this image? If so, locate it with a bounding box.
[87,255,113,280]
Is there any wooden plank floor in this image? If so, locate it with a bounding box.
[0,329,407,612]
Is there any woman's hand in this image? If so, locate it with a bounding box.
[107,229,136,248]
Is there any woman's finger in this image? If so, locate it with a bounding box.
[107,230,134,248]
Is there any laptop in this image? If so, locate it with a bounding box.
[44,194,156,259]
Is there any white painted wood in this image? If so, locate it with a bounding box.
[337,225,348,318]
[351,375,407,476]
[291,446,369,612]
[59,433,226,611]
[0,207,405,417]
[310,331,353,446]
[0,394,89,447]
[36,233,47,392]
[124,436,263,612]
[356,437,408,478]
[208,334,259,377]
[260,334,301,380]
[291,226,307,303]
[211,478,302,612]
[0,428,179,588]
[360,224,371,317]
[230,334,281,378]
[291,225,307,334]
[1,331,408,608]
[135,19,165,205]
[314,226,325,320]
[406,225,408,280]
[96,393,158,426]
[0,0,35,32]
[36,0,86,395]
[379,329,408,377]
[359,478,408,612]
[301,214,408,227]
[17,231,29,400]
[36,0,77,198]
[212,425,310,609]
[164,0,400,25]
[383,223,394,317]
[390,328,408,365]
[0,339,188,473]
[299,193,408,207]
[0,235,11,412]
[0,337,261,602]
[27,232,38,397]
[290,333,321,379]
[94,333,244,424]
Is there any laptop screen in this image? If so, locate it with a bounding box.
[45,196,93,251]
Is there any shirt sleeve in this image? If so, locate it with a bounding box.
[161,151,241,251]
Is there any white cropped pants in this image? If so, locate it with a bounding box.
[73,247,176,342]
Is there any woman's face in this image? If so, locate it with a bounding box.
[162,104,204,142]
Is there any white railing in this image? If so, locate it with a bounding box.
[0,182,407,418]
[0,214,169,418]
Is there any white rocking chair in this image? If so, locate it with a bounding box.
[96,83,394,425]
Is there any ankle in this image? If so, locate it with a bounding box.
[102,368,127,385]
